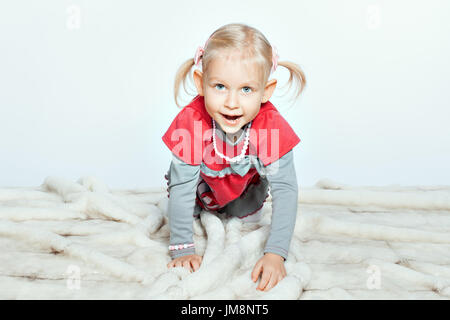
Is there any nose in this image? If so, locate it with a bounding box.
[224,91,239,110]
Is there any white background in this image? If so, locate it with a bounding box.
[0,0,449,189]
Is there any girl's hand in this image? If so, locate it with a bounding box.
[251,253,286,291]
[167,254,203,272]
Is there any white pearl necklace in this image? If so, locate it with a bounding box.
[212,119,251,163]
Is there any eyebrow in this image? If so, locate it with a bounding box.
[208,77,260,87]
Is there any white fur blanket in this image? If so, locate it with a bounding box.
[1,176,450,299]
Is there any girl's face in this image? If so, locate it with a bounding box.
[193,49,277,134]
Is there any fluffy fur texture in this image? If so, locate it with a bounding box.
[0,176,450,299]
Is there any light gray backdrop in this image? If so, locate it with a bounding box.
[1,0,449,189]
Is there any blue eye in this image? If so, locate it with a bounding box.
[242,86,252,93]
[215,84,225,90]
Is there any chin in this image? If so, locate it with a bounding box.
[223,126,242,134]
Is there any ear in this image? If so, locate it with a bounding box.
[261,79,277,103]
[193,69,204,96]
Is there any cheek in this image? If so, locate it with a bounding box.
[251,108,260,118]
[204,95,222,111]
[243,102,261,118]
[204,99,219,116]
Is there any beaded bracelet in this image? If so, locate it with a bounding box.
[169,243,195,251]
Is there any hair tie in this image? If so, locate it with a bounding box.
[194,38,211,67]
[194,46,204,66]
[271,45,279,73]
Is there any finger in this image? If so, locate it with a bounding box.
[167,261,173,268]
[191,259,200,272]
[257,270,271,291]
[182,260,192,272]
[264,273,277,292]
[175,260,183,268]
[251,262,262,282]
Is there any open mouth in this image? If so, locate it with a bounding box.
[221,113,242,125]
[221,114,242,121]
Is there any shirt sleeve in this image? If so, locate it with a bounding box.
[166,154,201,259]
[262,150,299,260]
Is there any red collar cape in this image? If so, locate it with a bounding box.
[162,95,301,167]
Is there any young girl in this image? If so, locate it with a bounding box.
[162,23,306,292]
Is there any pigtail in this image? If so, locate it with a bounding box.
[277,60,307,102]
[173,58,197,108]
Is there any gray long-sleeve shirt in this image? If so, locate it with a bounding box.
[166,147,299,260]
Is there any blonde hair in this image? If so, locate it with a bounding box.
[174,23,306,108]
